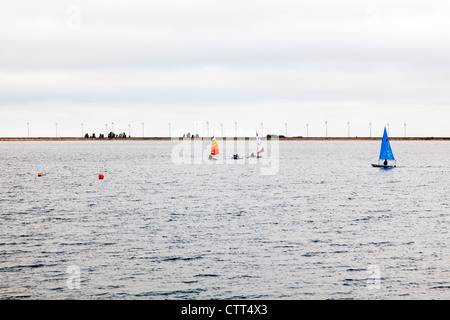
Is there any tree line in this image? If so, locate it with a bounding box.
[84,132,129,139]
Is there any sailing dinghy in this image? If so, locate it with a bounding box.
[256,131,264,158]
[372,127,396,168]
[249,132,265,158]
[208,136,219,160]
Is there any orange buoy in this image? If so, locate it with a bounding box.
[98,174,104,180]
[38,173,42,177]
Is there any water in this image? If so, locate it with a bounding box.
[0,140,449,300]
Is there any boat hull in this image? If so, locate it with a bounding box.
[372,164,396,168]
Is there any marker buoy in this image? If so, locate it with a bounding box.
[98,174,104,180]
[38,173,42,177]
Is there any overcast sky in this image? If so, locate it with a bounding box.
[1,0,450,137]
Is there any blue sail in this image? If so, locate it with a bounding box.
[379,127,395,161]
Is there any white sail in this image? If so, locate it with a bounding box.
[256,132,264,156]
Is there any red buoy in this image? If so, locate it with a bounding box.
[98,174,104,180]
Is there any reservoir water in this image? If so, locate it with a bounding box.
[0,140,449,299]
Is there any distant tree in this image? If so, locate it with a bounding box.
[267,134,284,139]
[186,133,191,138]
[183,134,186,138]
[195,133,199,138]
[122,132,127,138]
[91,133,96,138]
[84,133,89,138]
[99,133,104,139]
[108,132,115,139]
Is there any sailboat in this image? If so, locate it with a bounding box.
[256,131,264,158]
[372,127,396,168]
[250,132,264,158]
[208,136,219,160]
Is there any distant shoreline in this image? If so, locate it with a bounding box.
[1,137,449,141]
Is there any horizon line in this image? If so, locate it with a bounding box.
[1,137,450,141]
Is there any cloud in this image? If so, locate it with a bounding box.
[1,1,450,137]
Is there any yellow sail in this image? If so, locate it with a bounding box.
[211,137,219,155]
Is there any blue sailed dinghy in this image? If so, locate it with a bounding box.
[372,127,396,168]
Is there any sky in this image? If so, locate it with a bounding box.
[1,0,450,138]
